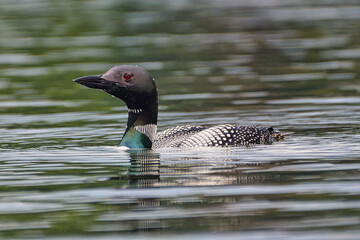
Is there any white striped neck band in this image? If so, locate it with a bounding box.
[128,109,143,114]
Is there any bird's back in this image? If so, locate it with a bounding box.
[153,124,278,148]
[152,125,208,148]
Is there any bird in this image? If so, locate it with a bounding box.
[73,65,290,149]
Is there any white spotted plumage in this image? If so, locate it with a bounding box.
[153,124,275,148]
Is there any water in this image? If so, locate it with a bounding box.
[1,0,360,239]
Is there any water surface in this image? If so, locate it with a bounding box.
[1,0,360,239]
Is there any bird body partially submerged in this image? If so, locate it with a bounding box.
[153,125,277,148]
[74,65,290,149]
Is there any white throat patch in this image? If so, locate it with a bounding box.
[134,124,157,142]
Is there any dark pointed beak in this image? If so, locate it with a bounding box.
[73,75,114,90]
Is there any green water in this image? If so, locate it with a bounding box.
[1,0,360,239]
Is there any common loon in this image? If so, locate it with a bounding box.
[74,65,289,149]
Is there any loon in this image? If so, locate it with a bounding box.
[74,65,289,149]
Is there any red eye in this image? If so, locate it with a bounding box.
[123,73,132,81]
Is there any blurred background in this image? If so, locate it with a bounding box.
[1,0,360,239]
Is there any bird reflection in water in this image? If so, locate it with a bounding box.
[122,149,284,188]
[127,150,163,233]
[108,149,286,233]
[127,150,161,187]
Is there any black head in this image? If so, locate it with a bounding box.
[73,65,158,109]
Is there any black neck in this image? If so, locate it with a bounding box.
[126,107,157,129]
[125,97,158,132]
[119,87,158,149]
[119,99,158,149]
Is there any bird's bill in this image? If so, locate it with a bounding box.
[73,75,114,90]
